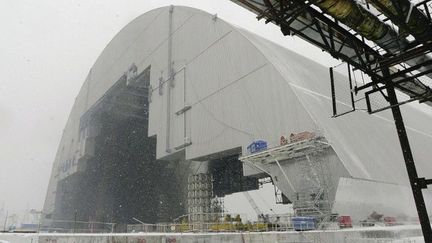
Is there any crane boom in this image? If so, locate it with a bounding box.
[243,191,263,217]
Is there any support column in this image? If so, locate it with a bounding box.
[383,69,432,242]
[166,5,174,153]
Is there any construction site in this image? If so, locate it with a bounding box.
[4,0,431,242]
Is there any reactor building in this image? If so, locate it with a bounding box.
[42,6,432,230]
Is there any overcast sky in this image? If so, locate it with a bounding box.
[0,0,345,216]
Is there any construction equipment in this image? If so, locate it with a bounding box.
[338,216,353,228]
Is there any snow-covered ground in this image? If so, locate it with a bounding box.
[0,233,38,243]
[0,226,426,243]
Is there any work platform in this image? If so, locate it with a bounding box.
[240,136,333,222]
[239,136,330,165]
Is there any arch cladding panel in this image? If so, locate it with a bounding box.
[42,6,432,226]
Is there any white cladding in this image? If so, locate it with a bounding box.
[43,6,432,216]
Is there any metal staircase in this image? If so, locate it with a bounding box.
[293,189,331,222]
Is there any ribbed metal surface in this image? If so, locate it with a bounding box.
[43,6,432,224]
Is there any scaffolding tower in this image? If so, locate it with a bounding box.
[187,173,222,223]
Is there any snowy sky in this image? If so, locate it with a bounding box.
[0,0,380,217]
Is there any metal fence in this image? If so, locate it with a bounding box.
[126,220,342,233]
[127,222,292,233]
[345,238,422,243]
[37,214,422,236]
[39,219,115,233]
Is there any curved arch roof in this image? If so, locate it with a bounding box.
[45,6,432,212]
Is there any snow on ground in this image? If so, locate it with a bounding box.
[0,233,38,243]
[0,225,427,242]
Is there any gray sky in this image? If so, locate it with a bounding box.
[0,0,342,215]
